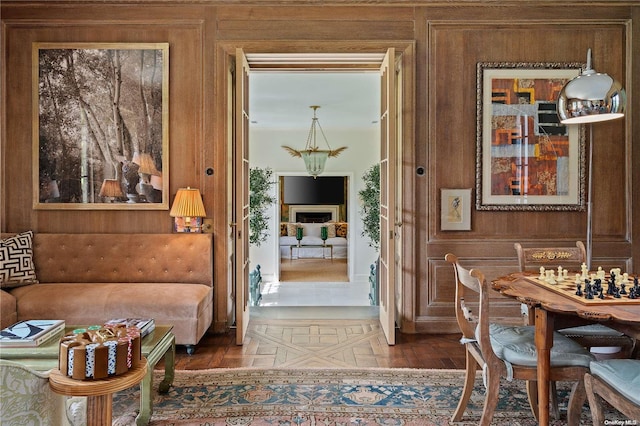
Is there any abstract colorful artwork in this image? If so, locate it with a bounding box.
[476,62,586,211]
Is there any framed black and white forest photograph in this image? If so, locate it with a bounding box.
[33,43,169,210]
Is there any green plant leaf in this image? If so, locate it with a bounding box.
[358,163,380,251]
[249,167,277,246]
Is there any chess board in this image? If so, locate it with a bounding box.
[523,274,640,306]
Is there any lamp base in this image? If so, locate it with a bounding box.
[174,217,203,233]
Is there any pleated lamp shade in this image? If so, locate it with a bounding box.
[99,179,124,198]
[132,152,161,176]
[170,187,206,218]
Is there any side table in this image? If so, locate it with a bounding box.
[49,358,148,426]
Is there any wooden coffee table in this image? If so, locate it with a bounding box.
[50,358,147,426]
[0,325,175,425]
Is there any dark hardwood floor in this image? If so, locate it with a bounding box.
[173,319,467,370]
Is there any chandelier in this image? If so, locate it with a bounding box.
[282,105,347,178]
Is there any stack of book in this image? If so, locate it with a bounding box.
[103,318,155,337]
[0,319,65,347]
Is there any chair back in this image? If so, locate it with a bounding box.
[514,241,586,272]
[445,253,499,366]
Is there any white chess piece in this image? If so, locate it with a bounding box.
[574,273,581,284]
[546,270,557,285]
[581,263,589,280]
[539,267,546,280]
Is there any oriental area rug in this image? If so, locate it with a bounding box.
[111,367,621,425]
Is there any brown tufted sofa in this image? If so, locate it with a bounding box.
[0,233,213,354]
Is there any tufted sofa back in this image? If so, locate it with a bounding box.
[25,233,213,286]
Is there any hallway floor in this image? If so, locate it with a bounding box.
[173,280,466,370]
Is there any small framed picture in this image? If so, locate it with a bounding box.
[441,189,472,231]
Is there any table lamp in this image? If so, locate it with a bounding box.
[99,179,124,202]
[169,187,206,232]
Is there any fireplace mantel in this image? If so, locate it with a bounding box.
[289,205,339,222]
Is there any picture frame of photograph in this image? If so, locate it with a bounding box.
[476,62,586,211]
[441,188,472,231]
[32,42,169,210]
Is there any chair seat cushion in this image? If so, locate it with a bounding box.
[489,324,595,368]
[559,323,624,337]
[590,359,640,405]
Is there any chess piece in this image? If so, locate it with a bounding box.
[580,263,589,280]
[585,282,594,299]
[539,267,546,280]
[574,273,581,284]
[593,279,602,294]
[546,270,557,285]
[575,283,583,297]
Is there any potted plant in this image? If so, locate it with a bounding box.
[359,163,380,305]
[359,163,380,251]
[249,167,277,247]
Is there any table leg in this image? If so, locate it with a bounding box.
[159,335,176,393]
[534,307,554,426]
[136,333,176,425]
[87,393,112,426]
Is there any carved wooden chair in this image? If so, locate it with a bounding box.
[585,359,640,424]
[514,242,635,355]
[446,253,594,425]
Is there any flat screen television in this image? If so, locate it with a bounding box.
[282,176,345,205]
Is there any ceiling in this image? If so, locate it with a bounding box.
[248,71,381,131]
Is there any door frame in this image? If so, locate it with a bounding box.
[215,40,416,337]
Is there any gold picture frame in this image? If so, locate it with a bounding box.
[476,62,586,211]
[33,42,169,210]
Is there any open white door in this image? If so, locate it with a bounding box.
[234,48,251,344]
[379,48,397,345]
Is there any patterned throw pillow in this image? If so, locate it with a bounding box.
[280,223,288,237]
[286,223,300,237]
[0,231,39,289]
[324,223,336,238]
[335,222,348,238]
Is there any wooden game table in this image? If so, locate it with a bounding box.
[493,272,640,426]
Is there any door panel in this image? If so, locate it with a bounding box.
[235,48,251,344]
[379,48,396,345]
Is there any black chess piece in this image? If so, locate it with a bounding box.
[585,283,594,299]
[598,288,605,299]
[593,279,602,294]
[575,283,583,297]
[620,283,627,295]
[614,287,621,298]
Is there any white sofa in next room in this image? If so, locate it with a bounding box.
[279,222,348,259]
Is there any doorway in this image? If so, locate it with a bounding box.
[248,71,379,307]
[227,47,408,345]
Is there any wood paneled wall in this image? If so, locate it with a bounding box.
[2,2,638,334]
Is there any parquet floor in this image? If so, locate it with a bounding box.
[174,318,467,370]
